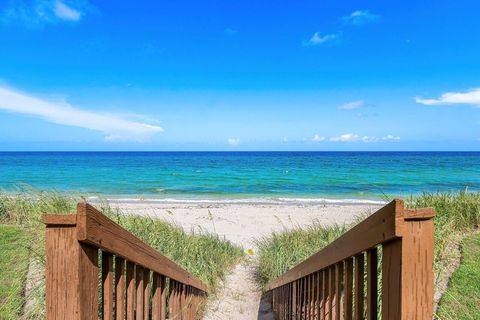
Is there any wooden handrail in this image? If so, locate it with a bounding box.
[266,199,436,319]
[43,202,206,319]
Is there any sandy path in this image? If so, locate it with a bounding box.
[113,202,381,320]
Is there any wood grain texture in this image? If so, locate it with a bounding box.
[354,254,364,320]
[323,269,329,320]
[400,218,435,319]
[266,200,402,290]
[329,266,335,320]
[76,203,207,292]
[153,274,161,320]
[382,239,401,320]
[344,258,353,320]
[136,266,145,320]
[367,248,378,320]
[45,224,98,319]
[262,199,435,320]
[42,214,76,225]
[126,262,135,320]
[115,257,125,320]
[102,252,114,320]
[335,263,343,320]
[143,268,150,320]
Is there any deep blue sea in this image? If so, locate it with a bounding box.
[0,152,479,203]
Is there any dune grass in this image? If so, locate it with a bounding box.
[256,190,480,292]
[435,232,480,320]
[406,189,480,275]
[0,188,244,318]
[255,222,348,287]
[0,225,31,319]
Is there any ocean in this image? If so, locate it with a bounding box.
[0,152,478,204]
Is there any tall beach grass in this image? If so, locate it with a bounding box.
[256,190,480,287]
[0,188,244,319]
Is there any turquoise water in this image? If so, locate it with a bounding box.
[0,152,479,203]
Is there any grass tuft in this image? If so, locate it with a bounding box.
[255,222,348,287]
[256,190,480,287]
[0,225,31,319]
[0,188,244,318]
[435,232,480,320]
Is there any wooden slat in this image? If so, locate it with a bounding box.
[126,262,135,320]
[306,276,311,319]
[136,266,145,320]
[344,258,353,320]
[115,257,125,320]
[311,274,316,319]
[153,274,161,319]
[367,248,378,320]
[303,277,307,319]
[169,280,177,319]
[316,271,322,319]
[312,274,315,319]
[335,263,343,320]
[75,203,207,292]
[181,283,186,320]
[322,269,329,319]
[382,239,401,320]
[329,266,335,320]
[292,281,297,318]
[354,254,364,320]
[266,200,403,290]
[102,252,114,320]
[161,277,167,320]
[144,268,150,320]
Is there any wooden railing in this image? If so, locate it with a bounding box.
[43,203,207,320]
[266,199,435,320]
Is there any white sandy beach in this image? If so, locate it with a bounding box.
[109,201,382,320]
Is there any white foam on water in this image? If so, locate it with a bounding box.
[88,196,386,206]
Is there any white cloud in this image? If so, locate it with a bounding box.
[361,135,400,143]
[1,0,89,26]
[54,1,81,21]
[305,32,339,46]
[283,137,288,143]
[311,134,325,142]
[338,100,365,110]
[415,88,480,106]
[330,133,360,142]
[330,133,400,143]
[0,86,163,142]
[342,10,380,25]
[227,138,240,146]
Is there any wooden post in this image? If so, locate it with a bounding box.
[382,205,435,319]
[44,215,99,319]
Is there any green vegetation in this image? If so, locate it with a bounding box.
[436,233,480,320]
[0,225,31,319]
[406,190,480,274]
[0,189,244,318]
[255,222,349,286]
[256,190,480,297]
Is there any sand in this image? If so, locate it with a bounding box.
[111,201,382,320]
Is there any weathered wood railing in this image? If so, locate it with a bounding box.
[266,199,435,320]
[43,203,207,319]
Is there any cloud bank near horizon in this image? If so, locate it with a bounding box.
[415,88,480,106]
[0,86,163,142]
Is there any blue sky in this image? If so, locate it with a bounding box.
[0,0,479,151]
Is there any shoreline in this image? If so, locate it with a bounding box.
[110,201,382,249]
[90,196,387,206]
